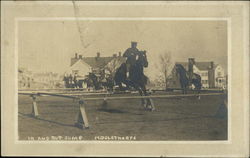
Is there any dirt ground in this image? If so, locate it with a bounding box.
[18,92,228,141]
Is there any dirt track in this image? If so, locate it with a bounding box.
[18,92,228,141]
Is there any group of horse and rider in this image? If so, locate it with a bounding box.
[63,42,202,110]
[114,41,155,110]
[64,72,97,89]
[63,41,150,92]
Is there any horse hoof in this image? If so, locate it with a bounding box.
[141,103,147,108]
[143,105,149,110]
[148,106,155,111]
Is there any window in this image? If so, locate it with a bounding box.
[217,72,222,77]
[201,72,208,76]
[202,80,208,84]
[73,70,79,74]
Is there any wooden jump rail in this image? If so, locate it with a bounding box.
[73,92,225,101]
[18,91,226,130]
[19,91,139,96]
[19,88,225,93]
[19,88,225,97]
[19,88,88,91]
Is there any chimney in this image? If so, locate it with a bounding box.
[97,52,100,58]
[75,53,78,59]
[210,61,214,69]
[113,54,117,57]
[118,52,121,57]
[79,55,82,59]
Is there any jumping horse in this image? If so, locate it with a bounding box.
[114,51,155,111]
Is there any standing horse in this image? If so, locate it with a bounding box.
[114,51,155,110]
[100,74,115,92]
[175,64,202,96]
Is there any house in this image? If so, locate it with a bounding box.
[32,72,63,88]
[66,52,125,79]
[214,64,227,88]
[65,56,92,78]
[18,67,63,89]
[169,58,227,89]
[18,67,34,88]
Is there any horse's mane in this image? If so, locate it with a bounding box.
[175,64,186,72]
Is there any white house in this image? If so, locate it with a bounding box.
[193,64,210,88]
[65,59,92,78]
[169,58,227,89]
[18,67,34,88]
[214,64,226,88]
[67,52,124,78]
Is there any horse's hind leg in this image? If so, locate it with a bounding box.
[194,82,201,99]
[131,83,145,108]
[141,85,155,111]
[197,86,201,100]
[182,87,186,94]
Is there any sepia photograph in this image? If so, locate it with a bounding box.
[1,1,249,157]
[18,18,228,141]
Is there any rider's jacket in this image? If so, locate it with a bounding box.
[123,47,139,65]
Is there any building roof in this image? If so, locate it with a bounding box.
[71,56,125,69]
[175,61,213,71]
[83,57,114,69]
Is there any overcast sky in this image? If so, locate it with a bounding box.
[18,20,227,80]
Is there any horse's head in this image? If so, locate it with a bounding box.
[137,50,148,67]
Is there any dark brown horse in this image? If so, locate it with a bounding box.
[114,51,155,110]
[175,64,202,95]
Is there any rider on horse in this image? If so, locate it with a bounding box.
[123,41,140,78]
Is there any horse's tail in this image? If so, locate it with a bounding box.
[193,73,202,90]
[143,75,149,85]
[196,74,202,89]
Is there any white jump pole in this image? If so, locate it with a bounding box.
[75,99,89,129]
[31,95,39,117]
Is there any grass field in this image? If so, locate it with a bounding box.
[18,92,228,141]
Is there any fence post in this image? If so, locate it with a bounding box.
[75,99,89,129]
[101,96,108,110]
[31,94,39,117]
[149,98,155,111]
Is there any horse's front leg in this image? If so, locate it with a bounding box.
[118,82,123,91]
[123,79,132,91]
[184,84,188,94]
[181,83,186,94]
[196,84,201,100]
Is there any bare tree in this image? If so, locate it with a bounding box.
[157,52,172,90]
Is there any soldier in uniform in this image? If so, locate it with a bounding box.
[123,41,140,77]
[68,74,73,88]
[73,73,78,88]
[63,74,69,88]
